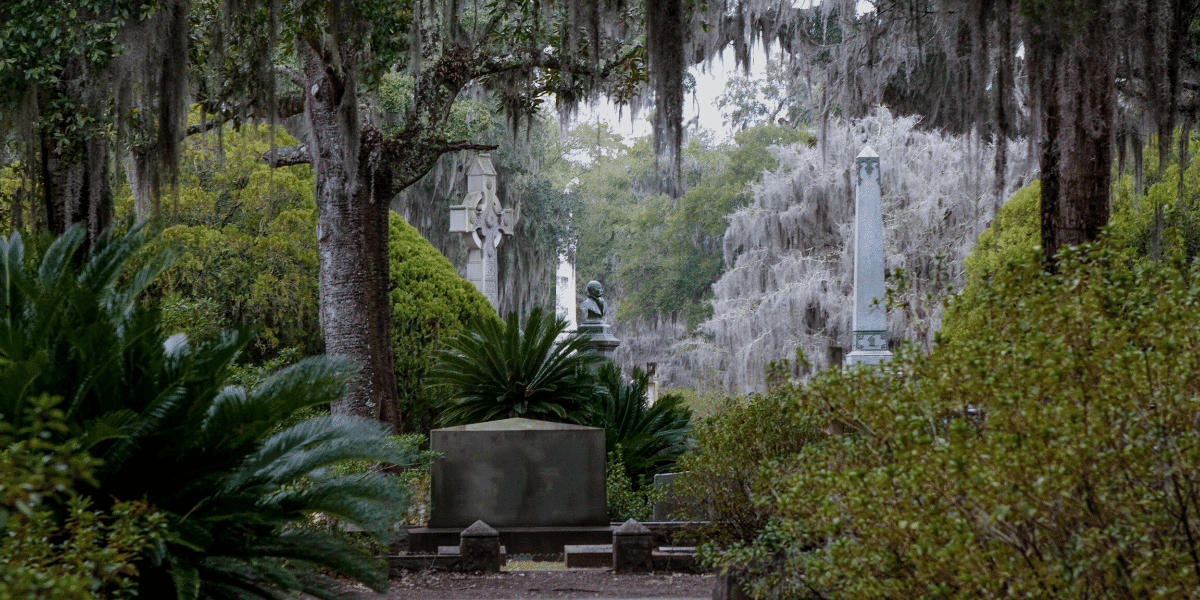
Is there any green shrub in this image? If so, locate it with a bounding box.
[388,212,499,433]
[124,116,322,362]
[590,362,693,489]
[946,133,1200,343]
[605,449,655,522]
[673,376,825,546]
[428,306,603,425]
[715,240,1200,599]
[0,224,413,599]
[1,395,165,600]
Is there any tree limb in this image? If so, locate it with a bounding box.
[262,144,310,167]
[183,94,305,139]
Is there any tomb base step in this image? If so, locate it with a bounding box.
[564,544,612,568]
[408,525,614,555]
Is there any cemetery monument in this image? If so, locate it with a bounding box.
[449,154,514,310]
[845,146,893,367]
[578,280,619,359]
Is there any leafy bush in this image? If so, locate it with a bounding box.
[1,395,165,600]
[674,378,825,546]
[0,225,413,599]
[388,212,499,433]
[947,134,1200,343]
[123,116,322,362]
[591,362,693,488]
[605,449,655,522]
[712,240,1200,599]
[428,307,603,425]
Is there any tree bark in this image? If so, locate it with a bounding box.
[300,35,400,431]
[39,129,111,249]
[1035,2,1117,268]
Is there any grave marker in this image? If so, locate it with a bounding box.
[449,154,514,309]
[845,146,893,367]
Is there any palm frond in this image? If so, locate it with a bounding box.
[224,415,411,491]
[591,363,693,487]
[4,225,407,599]
[265,472,409,534]
[431,307,603,425]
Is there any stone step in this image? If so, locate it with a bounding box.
[437,545,507,560]
[563,544,612,568]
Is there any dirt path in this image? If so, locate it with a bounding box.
[328,570,715,600]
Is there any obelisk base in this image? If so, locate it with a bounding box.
[845,329,891,368]
[845,349,893,367]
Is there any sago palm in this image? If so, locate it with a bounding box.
[0,225,412,600]
[429,306,603,425]
[591,361,693,488]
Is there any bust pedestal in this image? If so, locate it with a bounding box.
[579,319,619,360]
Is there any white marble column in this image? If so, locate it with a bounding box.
[845,146,893,367]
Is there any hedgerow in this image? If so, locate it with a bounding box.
[708,240,1200,599]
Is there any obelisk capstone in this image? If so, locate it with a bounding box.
[449,154,514,310]
[845,146,893,367]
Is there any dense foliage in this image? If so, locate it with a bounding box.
[591,362,693,488]
[570,124,811,331]
[945,133,1200,342]
[674,374,824,545]
[0,225,412,599]
[702,239,1200,599]
[388,212,500,434]
[1,396,164,599]
[428,307,603,425]
[124,118,321,362]
[605,450,654,522]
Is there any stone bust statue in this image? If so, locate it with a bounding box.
[581,280,607,322]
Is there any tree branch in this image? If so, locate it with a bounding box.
[183,94,305,139]
[262,144,310,167]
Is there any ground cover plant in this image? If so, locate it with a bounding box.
[702,238,1200,599]
[0,225,413,599]
[1,395,165,599]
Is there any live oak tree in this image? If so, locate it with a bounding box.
[0,0,189,246]
[687,0,1200,267]
[254,1,649,428]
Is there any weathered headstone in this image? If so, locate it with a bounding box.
[845,146,893,367]
[578,280,619,359]
[428,418,607,528]
[449,154,514,309]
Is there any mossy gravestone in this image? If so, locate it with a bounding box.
[428,418,607,528]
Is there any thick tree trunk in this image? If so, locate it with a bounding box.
[1037,3,1117,268]
[39,129,112,248]
[301,37,400,431]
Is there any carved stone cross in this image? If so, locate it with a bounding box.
[449,154,514,309]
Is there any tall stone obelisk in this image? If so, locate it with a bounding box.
[845,146,893,367]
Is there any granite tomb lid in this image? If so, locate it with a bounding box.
[433,417,602,432]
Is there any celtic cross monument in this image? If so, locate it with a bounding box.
[449,154,515,310]
[845,146,893,367]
